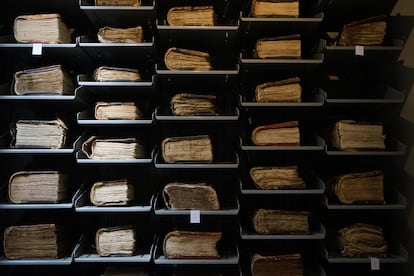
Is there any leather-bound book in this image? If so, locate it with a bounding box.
[163,231,221,259]
[251,121,300,146]
[255,77,301,102]
[90,179,135,206]
[94,66,141,82]
[163,183,220,210]
[167,6,215,26]
[96,226,136,257]
[170,93,216,116]
[251,253,303,276]
[82,136,146,159]
[255,35,301,59]
[338,15,387,46]
[164,47,212,71]
[97,26,143,43]
[253,209,310,234]
[251,0,299,18]
[95,0,140,6]
[161,135,213,163]
[94,102,143,120]
[250,166,305,190]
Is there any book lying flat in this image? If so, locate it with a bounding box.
[96,226,136,257]
[251,253,303,276]
[163,231,222,259]
[8,171,69,204]
[339,223,388,257]
[255,35,301,59]
[163,183,220,210]
[95,0,140,6]
[251,0,299,18]
[13,13,71,44]
[252,209,310,234]
[97,26,143,43]
[337,15,387,46]
[95,102,143,120]
[14,65,73,95]
[90,179,135,206]
[94,66,141,82]
[162,135,213,163]
[164,47,212,71]
[167,6,215,26]
[251,121,300,146]
[170,93,216,116]
[82,136,146,159]
[250,166,305,190]
[255,77,302,102]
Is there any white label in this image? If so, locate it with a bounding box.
[370,257,380,270]
[355,45,364,56]
[190,210,200,224]
[32,44,43,55]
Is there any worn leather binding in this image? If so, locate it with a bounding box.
[162,183,220,210]
[163,231,222,259]
[250,166,305,190]
[252,209,310,234]
[251,121,300,146]
[94,66,141,82]
[251,0,299,18]
[90,179,135,206]
[164,47,212,71]
[161,135,213,163]
[167,6,215,26]
[97,26,143,43]
[94,102,143,120]
[82,136,146,159]
[255,34,301,59]
[337,15,387,46]
[95,226,136,257]
[170,93,216,116]
[255,77,302,102]
[251,253,303,276]
[95,0,140,6]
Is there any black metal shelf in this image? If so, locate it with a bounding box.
[325,137,406,156]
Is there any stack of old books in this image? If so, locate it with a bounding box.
[8,171,69,204]
[90,179,135,206]
[162,183,220,210]
[82,136,146,159]
[167,6,215,26]
[251,253,303,276]
[170,93,216,116]
[251,121,300,146]
[94,102,143,120]
[95,226,136,256]
[252,209,310,234]
[251,0,299,17]
[95,0,140,6]
[255,35,301,59]
[337,15,387,46]
[97,26,143,43]
[161,135,213,163]
[250,166,305,190]
[255,77,301,102]
[164,47,212,71]
[94,66,141,82]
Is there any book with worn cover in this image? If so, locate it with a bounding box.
[251,0,299,18]
[252,209,310,234]
[97,26,143,43]
[162,183,220,210]
[170,93,216,116]
[90,179,135,206]
[251,253,303,276]
[337,15,387,46]
[250,166,305,190]
[94,66,141,82]
[95,226,136,257]
[164,47,212,71]
[95,0,140,6]
[82,136,146,159]
[167,6,215,26]
[255,35,301,59]
[94,102,143,120]
[255,77,302,102]
[251,121,300,146]
[161,135,213,163]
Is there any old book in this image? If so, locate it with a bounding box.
[96,226,136,257]
[251,121,300,146]
[14,65,73,95]
[162,135,213,163]
[331,120,385,150]
[163,183,220,210]
[95,0,140,6]
[4,224,67,259]
[338,15,387,46]
[95,102,143,120]
[339,223,388,257]
[163,231,221,259]
[255,77,302,102]
[11,119,68,149]
[251,0,299,18]
[167,6,215,26]
[170,93,216,116]
[8,171,69,204]
[250,166,305,190]
[94,66,141,82]
[252,209,310,234]
[256,35,301,59]
[251,253,303,276]
[82,136,146,159]
[97,26,143,43]
[90,179,135,206]
[164,47,212,71]
[13,13,71,44]
[102,267,149,276]
[333,171,385,204]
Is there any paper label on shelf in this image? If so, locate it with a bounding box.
[32,44,43,55]
[370,257,380,270]
[355,45,364,56]
[190,210,200,224]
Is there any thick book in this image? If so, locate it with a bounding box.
[94,66,141,82]
[255,35,301,59]
[164,47,212,71]
[162,183,220,210]
[251,121,300,146]
[170,93,216,116]
[82,136,146,159]
[255,77,302,103]
[331,120,385,151]
[250,166,305,190]
[96,226,136,257]
[95,0,140,6]
[339,223,388,257]
[97,26,143,43]
[13,13,71,44]
[163,231,222,259]
[251,0,299,18]
[90,179,135,206]
[167,6,215,26]
[3,224,68,259]
[161,135,213,163]
[11,119,68,149]
[251,253,303,276]
[94,102,143,120]
[337,15,387,46]
[14,65,73,95]
[252,209,310,234]
[8,171,69,204]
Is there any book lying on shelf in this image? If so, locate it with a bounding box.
[249,166,305,190]
[255,77,302,103]
[170,93,217,116]
[101,267,149,276]
[167,6,215,26]
[97,26,143,43]
[339,223,388,257]
[337,15,387,46]
[331,120,385,151]
[252,209,310,234]
[163,230,222,259]
[255,35,301,59]
[164,47,212,71]
[333,170,385,204]
[4,224,68,259]
[94,66,141,82]
[251,121,300,146]
[95,0,140,6]
[251,253,303,276]
[82,136,146,159]
[96,226,136,257]
[13,13,72,44]
[90,179,135,206]
[14,65,73,95]
[162,183,220,210]
[11,119,68,149]
[251,0,299,18]
[8,171,69,204]
[94,102,143,120]
[161,135,213,163]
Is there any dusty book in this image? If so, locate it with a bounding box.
[255,77,302,102]
[163,231,222,259]
[250,166,305,190]
[162,183,220,210]
[97,26,143,43]
[167,6,215,26]
[170,93,216,116]
[337,15,387,46]
[90,179,135,206]
[251,253,303,276]
[161,135,213,163]
[255,35,301,59]
[94,66,141,82]
[95,0,140,6]
[96,226,136,257]
[8,171,69,204]
[14,65,73,95]
[164,47,212,71]
[252,209,310,234]
[82,136,146,159]
[94,102,143,120]
[13,13,72,44]
[251,0,299,18]
[251,121,300,146]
